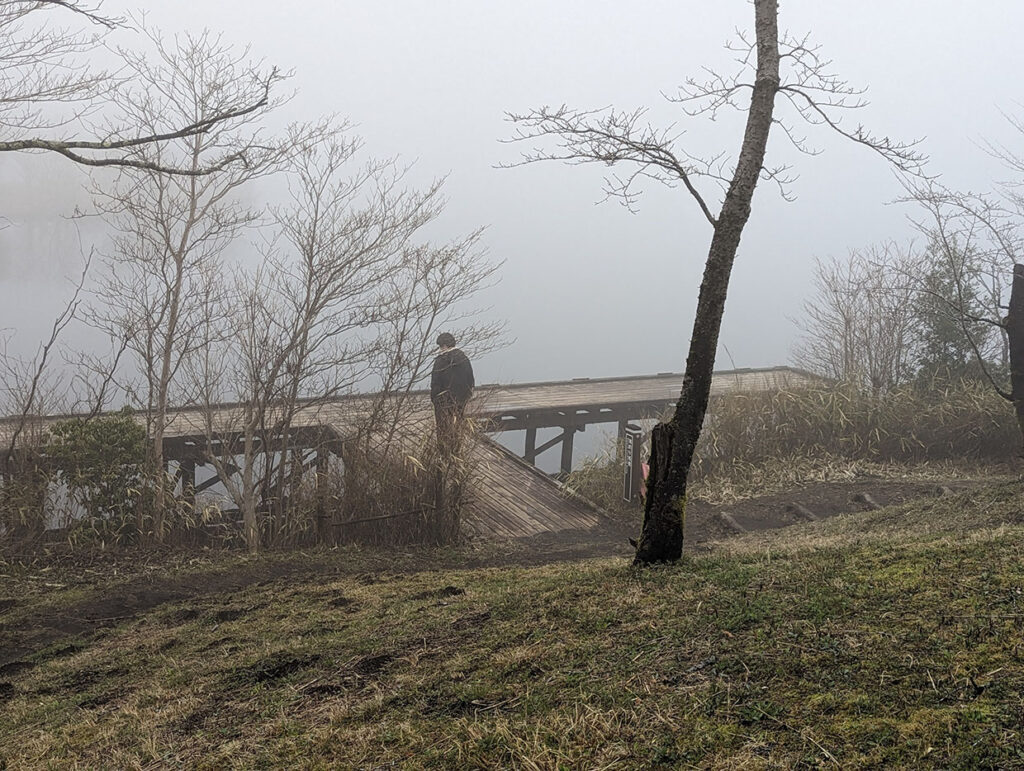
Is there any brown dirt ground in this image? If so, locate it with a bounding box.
[0,477,990,670]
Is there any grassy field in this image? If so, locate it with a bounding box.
[3,482,1024,768]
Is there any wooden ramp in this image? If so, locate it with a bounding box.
[461,436,601,540]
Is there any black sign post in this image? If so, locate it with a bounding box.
[622,423,644,503]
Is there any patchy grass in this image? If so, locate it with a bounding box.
[567,441,1010,513]
[3,484,1024,768]
[690,454,1013,506]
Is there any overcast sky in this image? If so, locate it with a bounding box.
[5,0,1024,385]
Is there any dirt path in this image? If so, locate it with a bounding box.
[0,477,987,670]
[685,477,975,541]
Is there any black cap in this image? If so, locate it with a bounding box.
[437,332,456,348]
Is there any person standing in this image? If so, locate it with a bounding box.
[430,332,474,455]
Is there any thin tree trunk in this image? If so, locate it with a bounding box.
[152,142,201,540]
[1007,264,1024,453]
[242,428,259,552]
[634,0,780,564]
[150,424,166,540]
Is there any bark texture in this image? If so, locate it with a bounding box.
[1007,264,1024,453]
[634,0,780,564]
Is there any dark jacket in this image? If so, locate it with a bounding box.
[431,348,474,405]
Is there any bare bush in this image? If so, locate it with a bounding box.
[86,26,292,540]
[793,244,919,394]
[191,130,500,552]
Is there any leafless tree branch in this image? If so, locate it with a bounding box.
[502,105,718,226]
[3,253,91,458]
[504,22,925,231]
[0,1,285,175]
[21,0,121,28]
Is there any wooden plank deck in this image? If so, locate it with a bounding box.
[461,436,601,540]
[0,366,816,446]
[476,367,810,413]
[474,366,816,430]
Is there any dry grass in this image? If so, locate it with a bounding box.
[568,382,1019,512]
[689,453,1011,506]
[325,419,481,548]
[696,381,1017,472]
[3,481,1024,768]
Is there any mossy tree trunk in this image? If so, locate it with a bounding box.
[634,0,780,564]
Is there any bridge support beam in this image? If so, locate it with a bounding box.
[560,427,575,475]
[522,425,581,474]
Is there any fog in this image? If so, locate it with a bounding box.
[5,0,1024,385]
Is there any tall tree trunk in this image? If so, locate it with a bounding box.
[152,146,199,540]
[634,0,780,564]
[1006,263,1024,453]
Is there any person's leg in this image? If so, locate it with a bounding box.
[449,401,469,454]
[434,402,455,455]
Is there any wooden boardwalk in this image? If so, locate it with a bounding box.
[1,366,812,447]
[462,437,600,539]
[473,366,816,473]
[1,366,813,541]
[476,366,810,428]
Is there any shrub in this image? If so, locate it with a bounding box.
[48,408,147,542]
[0,457,51,543]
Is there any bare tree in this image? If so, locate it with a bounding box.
[193,133,500,552]
[900,171,1024,451]
[793,244,919,395]
[86,27,291,539]
[505,0,922,563]
[904,180,1018,388]
[0,1,279,175]
[0,256,89,540]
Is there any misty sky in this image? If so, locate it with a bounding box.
[4,1,1024,386]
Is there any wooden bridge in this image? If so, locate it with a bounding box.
[435,366,812,538]
[3,366,814,540]
[472,366,813,475]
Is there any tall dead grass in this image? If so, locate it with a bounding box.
[309,415,480,549]
[695,381,1017,475]
[566,381,1019,511]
